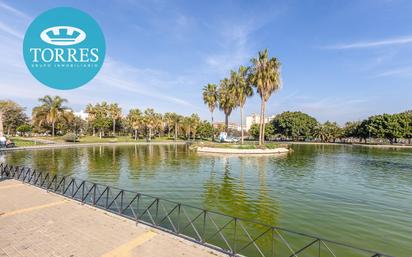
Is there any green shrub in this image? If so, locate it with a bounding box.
[63,133,78,142]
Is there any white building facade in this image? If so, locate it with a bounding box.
[245,113,276,131]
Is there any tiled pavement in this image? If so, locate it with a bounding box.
[0,179,223,257]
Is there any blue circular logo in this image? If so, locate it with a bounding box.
[23,7,105,90]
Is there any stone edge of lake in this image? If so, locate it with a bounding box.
[196,146,289,155]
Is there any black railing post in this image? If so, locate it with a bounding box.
[105,187,110,209]
[155,198,159,225]
[120,190,124,214]
[93,184,97,205]
[202,210,207,243]
[233,217,237,256]
[272,227,275,257]
[177,203,181,234]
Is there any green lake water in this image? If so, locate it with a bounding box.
[2,144,411,256]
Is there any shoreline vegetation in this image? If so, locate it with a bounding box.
[3,137,412,153]
[0,49,410,150]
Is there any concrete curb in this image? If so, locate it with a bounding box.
[197,146,289,155]
[0,141,187,152]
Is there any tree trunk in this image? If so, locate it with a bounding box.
[261,100,267,145]
[99,130,102,139]
[258,99,264,145]
[112,119,116,136]
[211,111,214,141]
[148,128,152,141]
[92,126,95,136]
[240,106,244,144]
[0,111,3,137]
[174,124,178,141]
[225,114,229,133]
[52,122,55,137]
[188,127,191,141]
[134,129,137,140]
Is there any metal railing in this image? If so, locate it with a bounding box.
[0,163,393,257]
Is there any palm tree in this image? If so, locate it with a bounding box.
[127,108,142,140]
[314,123,328,142]
[108,103,122,136]
[85,104,96,136]
[230,66,253,144]
[181,116,192,140]
[170,113,181,141]
[163,112,174,138]
[218,78,236,132]
[190,113,201,140]
[32,95,70,137]
[202,83,218,140]
[249,49,281,145]
[143,108,161,141]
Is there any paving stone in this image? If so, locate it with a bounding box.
[0,180,225,257]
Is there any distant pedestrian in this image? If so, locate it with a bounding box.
[0,136,6,147]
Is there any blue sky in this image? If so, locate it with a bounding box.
[0,0,411,124]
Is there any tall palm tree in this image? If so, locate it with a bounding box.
[202,83,218,140]
[32,95,70,137]
[249,49,281,145]
[108,103,122,136]
[218,78,236,132]
[230,66,253,144]
[127,108,142,140]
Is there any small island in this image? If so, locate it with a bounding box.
[191,142,289,155]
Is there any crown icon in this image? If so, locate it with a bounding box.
[40,26,87,46]
[47,28,80,42]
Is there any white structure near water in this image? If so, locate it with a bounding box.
[245,113,276,131]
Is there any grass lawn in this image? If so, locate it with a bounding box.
[10,138,44,147]
[192,141,284,150]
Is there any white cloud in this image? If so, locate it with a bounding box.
[373,66,412,78]
[0,1,30,20]
[325,35,412,49]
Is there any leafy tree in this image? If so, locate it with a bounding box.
[17,124,32,136]
[249,123,274,140]
[92,102,112,138]
[32,95,70,137]
[271,111,318,141]
[249,49,281,145]
[218,78,236,132]
[313,121,342,142]
[0,100,28,135]
[197,121,213,139]
[230,66,253,144]
[202,84,218,140]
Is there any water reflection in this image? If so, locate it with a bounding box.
[2,144,412,256]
